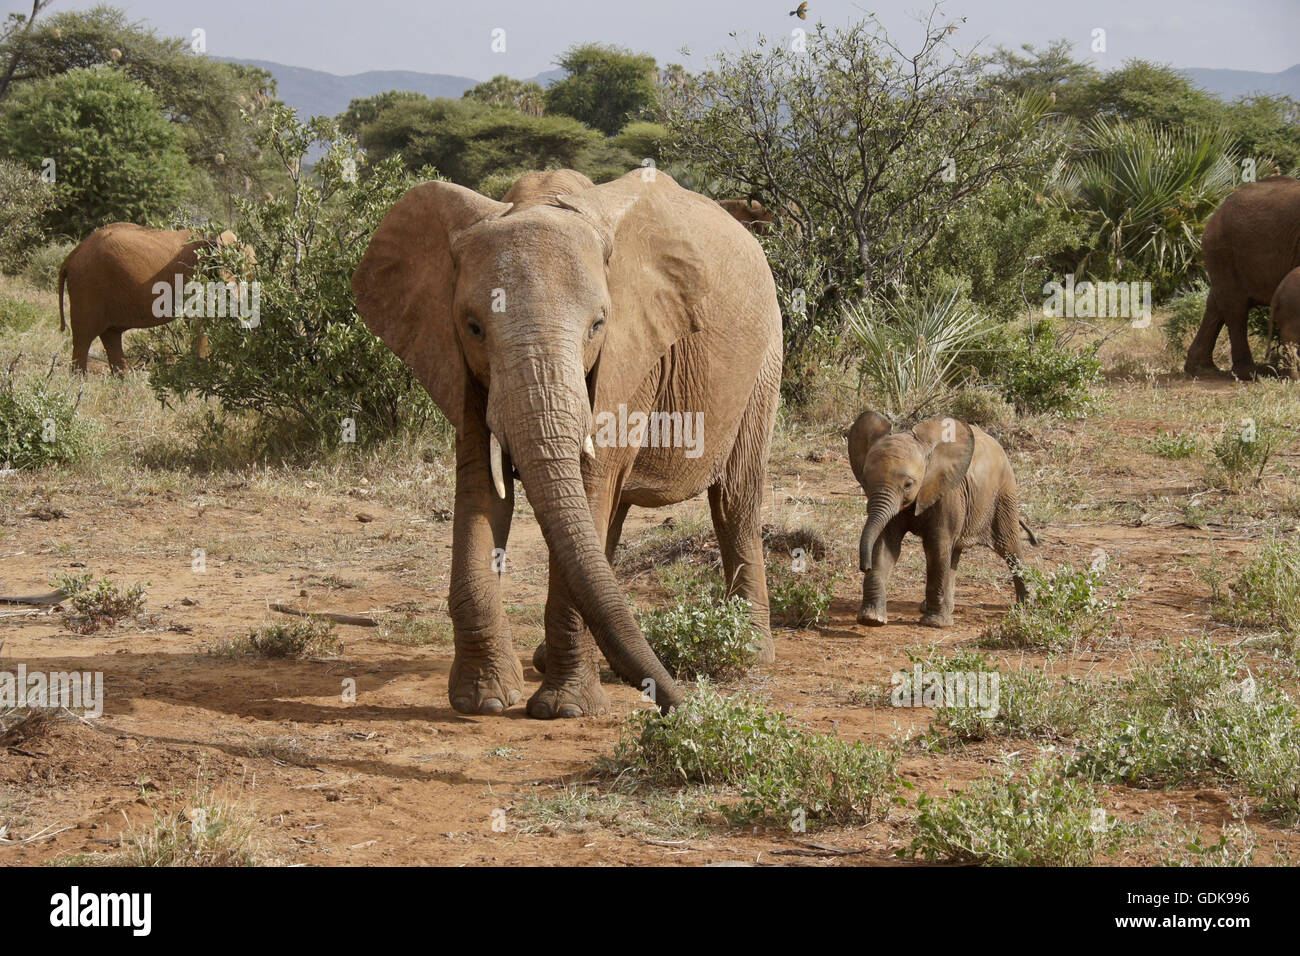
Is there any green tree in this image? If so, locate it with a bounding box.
[463,74,545,115]
[545,43,658,135]
[668,10,1061,398]
[0,65,191,237]
[1,6,275,219]
[349,94,602,190]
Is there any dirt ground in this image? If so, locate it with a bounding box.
[4,307,1300,866]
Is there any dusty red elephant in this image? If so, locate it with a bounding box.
[57,223,247,372]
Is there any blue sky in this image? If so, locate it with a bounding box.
[7,0,1298,78]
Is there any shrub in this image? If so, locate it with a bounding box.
[215,619,342,659]
[1208,419,1281,491]
[904,758,1117,866]
[942,385,1016,432]
[147,106,439,452]
[610,683,898,827]
[765,559,837,628]
[637,594,756,681]
[973,319,1101,416]
[21,240,76,291]
[1211,536,1300,635]
[0,371,90,469]
[845,281,993,420]
[980,563,1125,652]
[0,159,54,271]
[1162,281,1209,357]
[53,573,148,634]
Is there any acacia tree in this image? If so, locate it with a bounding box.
[667,6,1062,390]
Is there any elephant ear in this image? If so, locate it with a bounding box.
[555,172,706,413]
[912,416,975,515]
[848,410,892,487]
[352,181,510,435]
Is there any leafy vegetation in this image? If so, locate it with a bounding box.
[637,594,757,681]
[980,563,1125,651]
[215,619,342,659]
[0,366,90,469]
[53,572,148,634]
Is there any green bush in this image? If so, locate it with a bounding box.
[637,594,756,681]
[0,66,191,238]
[147,106,439,452]
[0,372,90,469]
[980,563,1125,652]
[21,240,76,292]
[215,619,342,659]
[1211,536,1300,634]
[610,683,898,827]
[0,159,54,271]
[1209,419,1281,490]
[1162,282,1209,357]
[765,560,837,628]
[973,319,1101,416]
[53,573,148,634]
[1147,431,1199,459]
[905,758,1117,866]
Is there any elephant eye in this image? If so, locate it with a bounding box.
[588,318,605,338]
[466,319,484,340]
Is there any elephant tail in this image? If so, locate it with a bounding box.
[1019,518,1039,547]
[57,261,68,332]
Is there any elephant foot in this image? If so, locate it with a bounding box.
[857,604,887,626]
[1231,363,1259,381]
[448,645,525,715]
[526,671,609,719]
[1183,358,1220,377]
[919,612,953,628]
[750,631,775,664]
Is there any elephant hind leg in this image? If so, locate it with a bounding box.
[1185,284,1249,377]
[70,320,94,374]
[992,494,1029,603]
[101,328,128,374]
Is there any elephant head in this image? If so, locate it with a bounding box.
[848,411,975,572]
[352,171,706,709]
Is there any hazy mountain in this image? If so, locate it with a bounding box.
[218,58,565,119]
[1183,64,1300,100]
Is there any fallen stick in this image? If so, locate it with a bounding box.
[270,603,378,627]
[0,591,64,606]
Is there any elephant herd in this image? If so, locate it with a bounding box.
[51,171,1300,718]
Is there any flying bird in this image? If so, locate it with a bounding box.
[789,2,808,19]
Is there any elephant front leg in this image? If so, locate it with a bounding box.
[447,425,524,715]
[858,524,903,626]
[527,552,610,719]
[919,535,956,628]
[708,477,773,663]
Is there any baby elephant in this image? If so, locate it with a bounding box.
[1270,267,1300,379]
[848,410,1036,628]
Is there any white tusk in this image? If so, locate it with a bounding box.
[489,433,507,499]
[583,434,596,459]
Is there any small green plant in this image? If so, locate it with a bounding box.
[766,560,838,628]
[637,594,756,681]
[1147,431,1199,459]
[904,758,1117,866]
[1210,536,1300,634]
[53,573,148,634]
[1209,420,1282,490]
[1162,281,1209,357]
[214,619,342,659]
[21,240,77,292]
[980,563,1125,651]
[609,683,898,828]
[0,373,90,470]
[977,319,1102,417]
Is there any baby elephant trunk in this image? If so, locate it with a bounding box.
[859,491,898,572]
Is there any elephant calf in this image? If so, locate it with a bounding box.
[848,411,1036,628]
[1270,267,1300,378]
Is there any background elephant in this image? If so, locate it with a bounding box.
[353,168,783,719]
[1269,267,1300,378]
[717,198,777,235]
[848,411,1035,628]
[57,222,246,372]
[1184,176,1300,378]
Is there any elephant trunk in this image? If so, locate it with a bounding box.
[859,490,899,573]
[494,361,683,711]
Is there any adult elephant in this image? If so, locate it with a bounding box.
[717,198,777,235]
[1184,176,1300,378]
[353,169,783,718]
[58,223,246,372]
